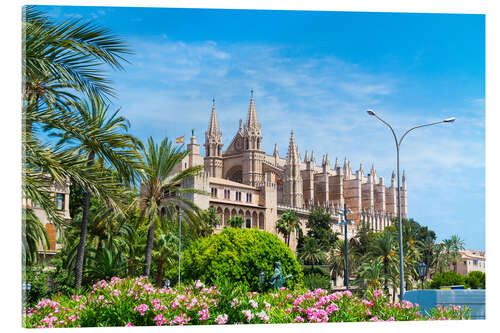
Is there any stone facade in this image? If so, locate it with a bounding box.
[178,94,407,251]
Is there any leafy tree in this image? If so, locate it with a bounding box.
[465,271,485,289]
[138,137,205,277]
[354,260,385,290]
[180,228,303,291]
[85,247,128,282]
[305,208,337,249]
[304,273,331,291]
[367,232,397,292]
[227,216,244,228]
[153,228,179,287]
[197,208,221,237]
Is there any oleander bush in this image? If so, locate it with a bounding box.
[23,276,471,328]
[179,228,304,291]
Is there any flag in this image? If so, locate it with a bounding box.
[176,136,184,144]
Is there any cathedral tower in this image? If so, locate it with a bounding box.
[283,131,304,207]
[242,91,265,186]
[204,99,223,178]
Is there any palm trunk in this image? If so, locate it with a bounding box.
[143,220,156,277]
[74,152,95,290]
[74,189,91,289]
[155,255,164,287]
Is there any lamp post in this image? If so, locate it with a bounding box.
[178,210,182,288]
[366,110,455,299]
[259,271,266,294]
[339,203,354,290]
[417,262,428,289]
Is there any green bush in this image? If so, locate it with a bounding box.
[226,216,244,228]
[302,266,329,277]
[429,271,466,289]
[466,271,485,289]
[179,228,303,291]
[304,273,331,291]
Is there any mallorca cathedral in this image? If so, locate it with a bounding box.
[175,93,407,251]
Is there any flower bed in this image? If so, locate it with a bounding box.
[23,276,470,328]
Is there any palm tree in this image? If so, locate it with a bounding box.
[355,261,385,290]
[22,6,133,278]
[298,237,326,272]
[328,238,359,287]
[51,99,143,289]
[197,208,221,237]
[444,235,465,273]
[138,137,206,277]
[22,208,49,265]
[276,210,301,247]
[153,229,179,287]
[367,232,396,292]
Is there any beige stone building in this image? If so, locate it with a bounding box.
[453,249,486,275]
[177,94,407,251]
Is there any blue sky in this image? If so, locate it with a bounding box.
[40,5,485,250]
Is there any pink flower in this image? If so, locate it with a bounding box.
[125,322,134,327]
[294,316,305,323]
[257,310,270,323]
[370,316,379,322]
[249,299,258,309]
[133,304,149,316]
[326,303,339,314]
[215,314,228,325]
[387,317,395,321]
[242,309,254,322]
[373,289,384,300]
[153,314,168,326]
[198,308,210,321]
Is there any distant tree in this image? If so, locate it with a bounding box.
[275,210,301,247]
[198,207,222,237]
[227,216,244,228]
[306,208,338,249]
[444,235,465,273]
[298,237,326,271]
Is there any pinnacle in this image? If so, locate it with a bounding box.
[286,130,300,163]
[207,101,221,137]
[245,91,260,132]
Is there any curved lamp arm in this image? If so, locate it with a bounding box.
[371,113,399,148]
[399,121,446,146]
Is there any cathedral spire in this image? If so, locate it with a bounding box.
[304,150,309,163]
[245,90,260,132]
[286,130,300,163]
[207,98,220,136]
[273,143,279,157]
[334,157,339,169]
[310,150,316,163]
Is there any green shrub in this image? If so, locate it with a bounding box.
[180,228,303,291]
[466,271,485,289]
[304,273,331,291]
[302,266,329,277]
[429,271,466,289]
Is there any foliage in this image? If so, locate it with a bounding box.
[298,237,327,270]
[181,228,304,291]
[304,273,331,291]
[429,271,466,289]
[305,208,337,249]
[22,208,49,265]
[197,208,221,237]
[23,277,470,328]
[275,209,301,247]
[302,266,329,277]
[465,271,485,289]
[226,216,244,228]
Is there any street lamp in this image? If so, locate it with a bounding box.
[339,203,354,290]
[259,271,266,294]
[366,110,455,300]
[178,210,182,288]
[417,262,428,289]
